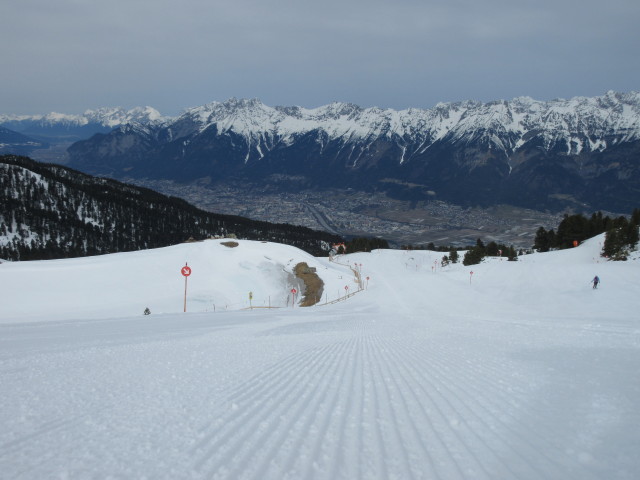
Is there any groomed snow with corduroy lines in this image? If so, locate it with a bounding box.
[1,235,639,479]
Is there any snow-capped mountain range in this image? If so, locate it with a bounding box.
[0,106,166,149]
[5,91,639,152]
[0,106,165,129]
[4,91,639,212]
[170,91,640,158]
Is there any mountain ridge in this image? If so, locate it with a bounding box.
[5,91,639,148]
[64,91,640,212]
[3,91,639,212]
[170,91,640,151]
[0,106,165,129]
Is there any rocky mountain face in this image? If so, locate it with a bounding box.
[65,92,640,212]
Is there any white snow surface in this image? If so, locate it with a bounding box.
[1,236,639,479]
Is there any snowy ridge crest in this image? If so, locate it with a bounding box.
[0,106,167,128]
[178,91,640,155]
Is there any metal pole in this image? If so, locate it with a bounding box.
[184,276,188,312]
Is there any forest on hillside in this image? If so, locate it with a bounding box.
[0,155,343,261]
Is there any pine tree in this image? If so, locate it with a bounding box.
[486,241,499,256]
[534,227,551,252]
[626,221,639,247]
[603,226,629,260]
[463,245,485,266]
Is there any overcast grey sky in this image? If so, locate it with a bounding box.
[1,0,638,115]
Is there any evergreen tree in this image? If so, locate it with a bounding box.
[626,221,639,247]
[463,245,485,266]
[486,241,499,256]
[533,227,551,252]
[345,237,389,253]
[602,228,628,260]
[547,229,556,249]
[555,214,589,248]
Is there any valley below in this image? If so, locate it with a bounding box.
[126,178,573,248]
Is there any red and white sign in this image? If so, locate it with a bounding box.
[291,288,297,294]
[181,266,192,277]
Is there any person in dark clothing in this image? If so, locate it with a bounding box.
[592,275,600,289]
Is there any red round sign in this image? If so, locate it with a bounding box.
[181,266,192,277]
[291,288,297,294]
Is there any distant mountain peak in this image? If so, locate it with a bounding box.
[65,90,640,213]
[166,91,640,152]
[0,106,168,129]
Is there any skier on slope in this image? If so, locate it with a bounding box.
[592,275,600,289]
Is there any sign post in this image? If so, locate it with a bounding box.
[291,288,297,307]
[249,291,253,310]
[181,263,192,312]
[469,271,474,284]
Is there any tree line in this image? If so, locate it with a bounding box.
[0,155,343,261]
[534,210,640,260]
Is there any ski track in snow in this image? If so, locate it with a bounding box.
[1,237,639,479]
[184,315,601,480]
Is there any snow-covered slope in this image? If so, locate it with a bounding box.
[0,239,349,322]
[1,237,639,479]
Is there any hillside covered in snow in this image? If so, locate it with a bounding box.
[1,236,639,479]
